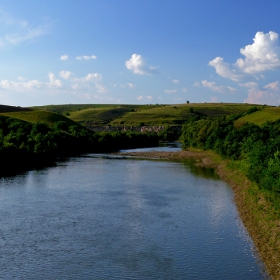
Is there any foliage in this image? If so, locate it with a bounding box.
[158,126,182,141]
[0,116,159,176]
[181,116,280,203]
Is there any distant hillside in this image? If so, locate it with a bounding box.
[235,106,280,126]
[32,103,262,126]
[0,110,78,127]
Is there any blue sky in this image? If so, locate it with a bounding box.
[0,0,280,106]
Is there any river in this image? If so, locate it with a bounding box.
[0,144,269,279]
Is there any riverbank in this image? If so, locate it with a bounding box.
[117,149,280,280]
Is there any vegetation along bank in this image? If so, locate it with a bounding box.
[0,116,159,176]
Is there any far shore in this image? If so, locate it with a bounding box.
[115,149,279,280]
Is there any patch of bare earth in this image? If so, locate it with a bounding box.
[116,149,280,279]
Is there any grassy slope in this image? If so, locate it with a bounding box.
[235,107,280,126]
[32,103,259,126]
[110,103,260,125]
[0,110,78,127]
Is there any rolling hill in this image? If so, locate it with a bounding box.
[32,103,263,126]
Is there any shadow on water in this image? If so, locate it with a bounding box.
[181,159,220,180]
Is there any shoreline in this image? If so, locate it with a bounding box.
[116,149,279,280]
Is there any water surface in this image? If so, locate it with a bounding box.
[0,150,268,279]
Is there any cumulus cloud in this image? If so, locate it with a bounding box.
[71,73,106,93]
[76,55,97,60]
[209,57,242,81]
[48,72,62,88]
[165,89,177,94]
[59,71,74,79]
[236,32,280,73]
[202,80,237,93]
[137,95,153,100]
[0,71,107,94]
[0,78,44,91]
[182,88,188,92]
[209,31,280,81]
[173,79,179,83]
[241,81,280,105]
[193,82,200,87]
[264,81,279,90]
[60,55,68,61]
[126,54,158,75]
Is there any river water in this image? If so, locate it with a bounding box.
[0,144,269,279]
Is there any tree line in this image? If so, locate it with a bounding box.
[180,109,280,209]
[0,116,159,175]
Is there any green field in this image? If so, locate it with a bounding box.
[0,103,278,127]
[31,103,261,126]
[235,107,280,126]
[0,110,78,127]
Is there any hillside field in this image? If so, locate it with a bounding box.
[32,103,265,126]
[234,106,280,126]
[0,110,77,127]
[0,103,279,127]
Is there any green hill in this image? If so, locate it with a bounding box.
[0,110,78,127]
[235,107,280,126]
[32,103,261,126]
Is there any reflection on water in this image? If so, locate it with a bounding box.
[0,149,269,279]
[182,160,220,180]
[119,141,182,152]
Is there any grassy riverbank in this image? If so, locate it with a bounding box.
[117,149,280,280]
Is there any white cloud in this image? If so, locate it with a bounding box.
[48,72,62,88]
[76,55,97,60]
[126,54,158,75]
[173,79,179,83]
[0,78,44,91]
[165,89,177,94]
[182,88,188,92]
[209,57,242,81]
[127,83,136,88]
[211,96,219,102]
[193,82,200,87]
[0,71,107,94]
[202,80,237,93]
[0,11,49,48]
[244,90,276,104]
[239,82,259,89]
[137,95,153,101]
[119,83,136,89]
[59,71,74,79]
[264,81,279,90]
[241,81,280,105]
[236,32,280,74]
[60,55,68,61]
[209,31,280,81]
[71,73,106,93]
